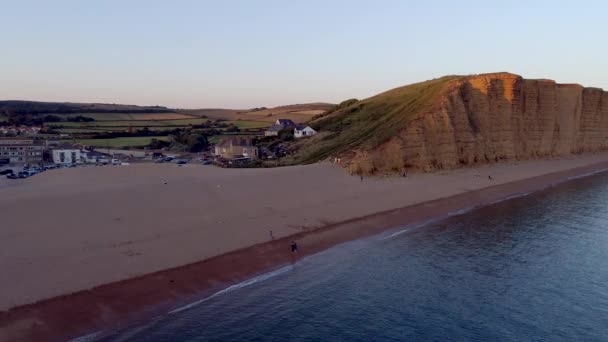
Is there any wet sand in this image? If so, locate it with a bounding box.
[2,154,608,341]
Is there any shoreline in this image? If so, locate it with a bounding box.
[3,160,608,341]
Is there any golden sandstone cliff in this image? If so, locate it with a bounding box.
[313,73,608,174]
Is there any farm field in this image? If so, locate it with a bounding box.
[181,103,332,123]
[48,119,269,131]
[65,113,196,121]
[48,118,211,128]
[63,136,170,148]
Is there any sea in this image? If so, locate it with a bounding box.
[92,171,608,342]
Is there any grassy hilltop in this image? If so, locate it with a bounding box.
[288,76,459,165]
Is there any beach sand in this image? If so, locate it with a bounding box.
[3,154,608,341]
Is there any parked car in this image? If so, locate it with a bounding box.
[0,169,14,175]
[18,171,29,178]
[176,160,188,165]
[202,160,212,165]
[7,173,19,179]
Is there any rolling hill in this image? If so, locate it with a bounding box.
[0,100,173,115]
[0,100,333,124]
[180,103,334,123]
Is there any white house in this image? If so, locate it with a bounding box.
[294,125,317,138]
[52,143,81,165]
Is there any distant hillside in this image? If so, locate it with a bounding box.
[0,100,173,115]
[180,103,334,123]
[289,73,608,175]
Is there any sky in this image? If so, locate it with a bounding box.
[2,0,607,109]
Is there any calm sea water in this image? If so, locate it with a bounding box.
[96,172,608,342]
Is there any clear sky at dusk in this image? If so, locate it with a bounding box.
[2,0,607,108]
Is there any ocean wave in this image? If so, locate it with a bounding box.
[168,264,294,314]
[69,330,104,342]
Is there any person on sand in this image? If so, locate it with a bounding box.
[291,241,298,253]
[360,175,363,182]
[488,175,493,180]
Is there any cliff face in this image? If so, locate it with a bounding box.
[344,73,608,173]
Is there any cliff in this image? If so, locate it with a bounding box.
[294,73,608,174]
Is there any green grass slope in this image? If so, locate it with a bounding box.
[291,76,460,164]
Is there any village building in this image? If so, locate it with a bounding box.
[0,137,45,165]
[52,143,82,165]
[82,150,111,164]
[275,119,296,127]
[294,124,318,138]
[264,125,283,137]
[264,119,296,137]
[214,137,259,160]
[0,126,41,136]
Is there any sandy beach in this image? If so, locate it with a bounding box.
[3,154,608,341]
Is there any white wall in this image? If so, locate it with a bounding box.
[52,149,81,164]
[295,127,317,138]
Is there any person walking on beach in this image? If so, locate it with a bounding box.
[291,241,298,253]
[360,175,363,182]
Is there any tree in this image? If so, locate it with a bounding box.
[148,138,170,149]
[168,131,209,152]
[185,133,209,152]
[225,124,240,133]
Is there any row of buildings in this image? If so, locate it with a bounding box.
[0,138,110,166]
[0,126,42,136]
[215,119,318,161]
[263,119,318,138]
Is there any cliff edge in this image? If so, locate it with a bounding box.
[294,72,608,174]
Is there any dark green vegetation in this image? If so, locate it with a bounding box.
[289,76,460,164]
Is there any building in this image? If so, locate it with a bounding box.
[52,143,81,165]
[264,125,283,137]
[264,119,297,137]
[214,137,259,160]
[275,119,296,127]
[294,124,317,138]
[0,126,41,136]
[82,150,111,164]
[0,137,45,165]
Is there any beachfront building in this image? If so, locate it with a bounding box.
[214,137,259,160]
[82,150,112,164]
[264,118,296,137]
[0,137,45,165]
[294,125,317,138]
[52,143,82,165]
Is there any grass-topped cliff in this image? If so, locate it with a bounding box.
[286,72,608,175]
